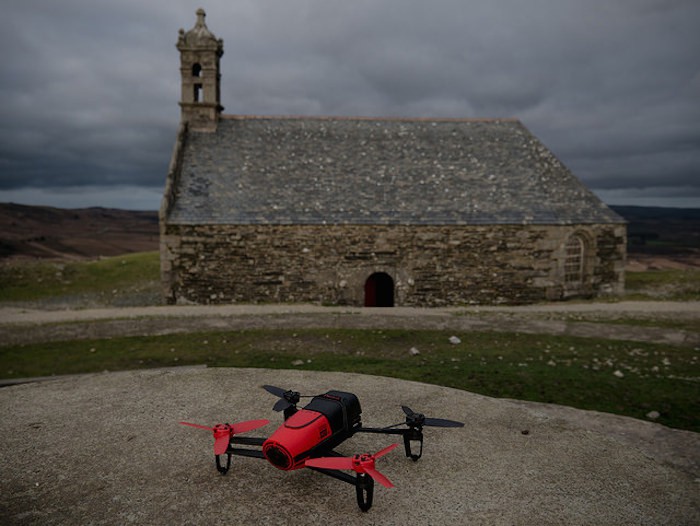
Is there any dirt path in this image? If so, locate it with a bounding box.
[1,301,698,346]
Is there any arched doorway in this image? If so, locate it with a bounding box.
[364,272,394,307]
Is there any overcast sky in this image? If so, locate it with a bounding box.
[1,0,698,210]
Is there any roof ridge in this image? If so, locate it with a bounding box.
[220,114,519,123]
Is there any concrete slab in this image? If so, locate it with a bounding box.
[1,367,698,525]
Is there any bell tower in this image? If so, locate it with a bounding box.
[176,9,224,131]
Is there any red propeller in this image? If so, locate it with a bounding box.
[180,419,269,456]
[304,443,399,488]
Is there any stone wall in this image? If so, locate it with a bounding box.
[160,223,625,306]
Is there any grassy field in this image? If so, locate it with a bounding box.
[625,268,700,300]
[1,328,698,432]
[0,251,161,306]
[1,252,698,432]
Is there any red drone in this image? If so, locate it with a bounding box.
[181,385,464,511]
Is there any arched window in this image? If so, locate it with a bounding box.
[192,63,202,77]
[564,235,585,284]
[364,273,394,307]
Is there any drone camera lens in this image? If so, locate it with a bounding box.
[263,442,293,470]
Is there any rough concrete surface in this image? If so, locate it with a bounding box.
[1,367,698,525]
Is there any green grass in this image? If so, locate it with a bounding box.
[2,328,698,432]
[0,251,161,305]
[453,309,700,332]
[575,317,699,332]
[625,268,700,300]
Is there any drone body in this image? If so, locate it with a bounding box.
[263,389,362,471]
[181,385,463,511]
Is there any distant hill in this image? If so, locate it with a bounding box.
[0,203,158,259]
[0,202,698,261]
[610,205,700,253]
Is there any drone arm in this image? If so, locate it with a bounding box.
[230,436,265,447]
[352,426,407,436]
[306,466,357,485]
[228,448,266,460]
[353,426,424,461]
[223,435,266,460]
[209,436,267,474]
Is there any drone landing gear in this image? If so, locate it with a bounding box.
[307,466,376,512]
[355,473,374,512]
[216,453,232,475]
[403,427,424,462]
[216,437,267,475]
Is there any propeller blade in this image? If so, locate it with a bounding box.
[179,421,215,431]
[231,419,270,434]
[263,385,301,412]
[401,405,464,428]
[305,457,354,471]
[181,419,269,456]
[423,417,464,428]
[214,434,230,456]
[363,466,394,488]
[262,385,287,398]
[306,444,398,488]
[273,398,291,412]
[373,443,399,459]
[181,422,233,455]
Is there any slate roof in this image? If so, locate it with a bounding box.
[165,115,624,225]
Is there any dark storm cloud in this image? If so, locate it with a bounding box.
[1,0,699,208]
[0,1,180,192]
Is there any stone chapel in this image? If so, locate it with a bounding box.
[160,9,626,306]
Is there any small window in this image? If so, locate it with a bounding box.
[192,63,202,77]
[564,235,585,283]
[193,83,203,102]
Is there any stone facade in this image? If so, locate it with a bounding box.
[161,223,626,306]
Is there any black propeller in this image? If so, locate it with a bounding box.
[262,385,302,412]
[401,406,464,428]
